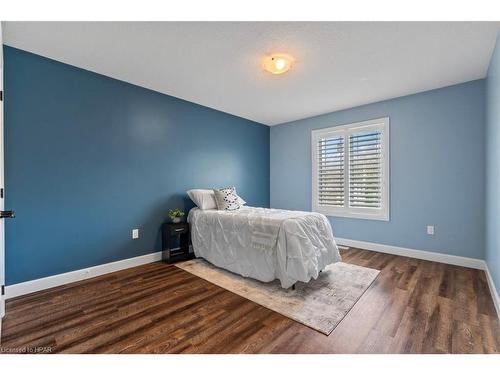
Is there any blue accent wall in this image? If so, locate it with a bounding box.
[486,33,500,295]
[270,80,485,259]
[3,46,270,285]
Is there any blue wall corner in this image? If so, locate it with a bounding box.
[270,80,486,259]
[3,45,270,285]
[486,31,500,296]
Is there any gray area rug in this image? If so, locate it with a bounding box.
[175,259,380,335]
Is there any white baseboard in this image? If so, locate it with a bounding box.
[484,264,500,320]
[335,237,486,270]
[5,251,162,299]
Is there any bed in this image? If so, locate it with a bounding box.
[188,206,341,288]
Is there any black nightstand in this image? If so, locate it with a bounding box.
[161,222,194,264]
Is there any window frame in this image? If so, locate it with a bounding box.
[311,117,390,221]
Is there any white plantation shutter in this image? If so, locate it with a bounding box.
[312,117,389,221]
[317,135,345,207]
[349,131,382,208]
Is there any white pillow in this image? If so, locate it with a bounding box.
[213,187,241,211]
[187,189,217,210]
[187,188,246,210]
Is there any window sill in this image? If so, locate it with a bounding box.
[313,208,389,221]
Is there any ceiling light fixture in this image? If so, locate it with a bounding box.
[263,53,294,75]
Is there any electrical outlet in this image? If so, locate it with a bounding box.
[132,229,139,239]
[427,225,434,235]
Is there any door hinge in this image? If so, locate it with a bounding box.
[0,188,3,198]
[1,285,4,296]
[0,210,15,219]
[0,90,3,101]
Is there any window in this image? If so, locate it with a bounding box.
[312,117,389,221]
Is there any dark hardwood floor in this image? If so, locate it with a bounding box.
[1,248,499,353]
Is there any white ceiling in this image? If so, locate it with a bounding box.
[3,22,500,125]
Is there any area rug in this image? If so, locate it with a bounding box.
[175,259,380,335]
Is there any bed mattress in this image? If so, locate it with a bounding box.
[188,206,341,288]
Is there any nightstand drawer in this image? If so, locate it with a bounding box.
[169,224,188,235]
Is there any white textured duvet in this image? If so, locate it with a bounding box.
[188,206,341,288]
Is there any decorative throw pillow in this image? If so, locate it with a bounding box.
[237,195,246,206]
[213,187,241,211]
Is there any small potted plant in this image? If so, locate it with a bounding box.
[168,208,185,223]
